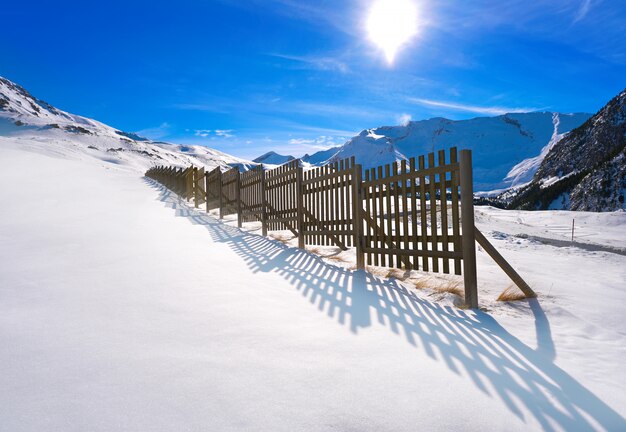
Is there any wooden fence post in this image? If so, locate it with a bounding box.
[219,170,224,220]
[261,167,268,236]
[205,170,209,213]
[352,163,365,270]
[193,167,199,208]
[296,162,305,249]
[236,170,242,228]
[460,150,478,308]
[185,167,191,201]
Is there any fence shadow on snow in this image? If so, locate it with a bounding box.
[145,178,625,432]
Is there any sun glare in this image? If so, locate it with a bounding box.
[366,0,418,64]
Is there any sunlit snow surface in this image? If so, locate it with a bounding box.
[0,138,624,431]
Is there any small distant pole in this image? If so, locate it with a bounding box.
[572,218,575,242]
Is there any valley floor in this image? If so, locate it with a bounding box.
[0,140,625,431]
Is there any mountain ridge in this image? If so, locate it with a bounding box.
[505,88,626,211]
[258,111,591,192]
[0,76,253,172]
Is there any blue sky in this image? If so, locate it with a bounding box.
[2,0,625,159]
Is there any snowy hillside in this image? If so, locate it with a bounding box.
[302,112,590,192]
[0,76,253,173]
[508,88,626,211]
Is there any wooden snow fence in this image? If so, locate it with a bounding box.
[205,167,222,214]
[302,157,360,253]
[220,167,241,223]
[240,165,265,227]
[192,167,205,208]
[145,148,536,308]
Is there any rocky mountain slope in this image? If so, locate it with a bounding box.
[0,76,252,172]
[507,89,626,211]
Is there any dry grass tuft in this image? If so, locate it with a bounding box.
[433,280,463,297]
[365,266,390,278]
[497,285,529,302]
[269,233,296,244]
[410,277,432,290]
[325,254,349,263]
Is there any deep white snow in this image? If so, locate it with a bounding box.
[1,137,625,431]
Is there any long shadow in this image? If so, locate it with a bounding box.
[145,179,625,431]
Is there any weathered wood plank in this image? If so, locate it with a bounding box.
[460,149,478,308]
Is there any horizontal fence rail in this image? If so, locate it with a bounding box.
[145,147,535,308]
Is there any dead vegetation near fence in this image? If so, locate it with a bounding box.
[497,285,530,302]
[268,232,296,245]
[433,280,464,297]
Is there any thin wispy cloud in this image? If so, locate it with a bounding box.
[173,103,231,114]
[432,0,625,64]
[194,129,235,139]
[274,135,345,156]
[291,101,391,120]
[215,129,234,138]
[408,98,542,116]
[271,121,357,138]
[270,53,350,73]
[236,0,359,36]
[174,97,392,125]
[136,122,171,139]
[288,135,345,148]
[573,0,593,23]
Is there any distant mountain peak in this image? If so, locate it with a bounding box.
[253,151,295,165]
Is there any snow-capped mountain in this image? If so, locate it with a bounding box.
[253,148,344,168]
[253,151,295,165]
[301,146,341,166]
[322,112,590,192]
[507,88,626,211]
[0,76,253,172]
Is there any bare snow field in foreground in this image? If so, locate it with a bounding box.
[0,139,625,431]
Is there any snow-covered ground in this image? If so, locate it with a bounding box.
[1,138,625,431]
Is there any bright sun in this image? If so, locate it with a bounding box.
[366,0,418,64]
